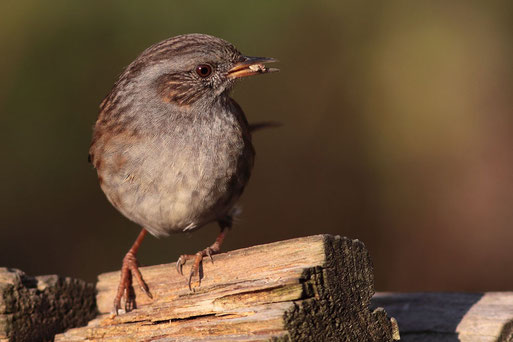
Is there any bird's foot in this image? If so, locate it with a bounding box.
[176,245,220,291]
[113,251,153,314]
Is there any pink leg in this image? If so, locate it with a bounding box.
[176,225,228,290]
[113,228,153,314]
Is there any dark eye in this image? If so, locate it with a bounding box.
[195,64,213,78]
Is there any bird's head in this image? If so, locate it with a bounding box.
[119,34,278,108]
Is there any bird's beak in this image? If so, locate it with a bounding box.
[227,56,279,79]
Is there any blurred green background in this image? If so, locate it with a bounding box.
[1,1,512,291]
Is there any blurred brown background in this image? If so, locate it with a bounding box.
[1,1,512,291]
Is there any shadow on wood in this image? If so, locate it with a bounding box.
[57,235,399,341]
[0,268,96,342]
[372,292,513,342]
[5,236,513,341]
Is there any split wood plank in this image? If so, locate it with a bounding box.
[56,235,399,341]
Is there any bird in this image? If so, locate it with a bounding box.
[88,33,278,314]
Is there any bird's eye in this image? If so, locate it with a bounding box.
[195,64,213,78]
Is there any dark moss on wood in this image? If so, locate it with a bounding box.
[0,268,96,342]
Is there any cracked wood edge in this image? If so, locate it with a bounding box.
[56,235,398,341]
[0,268,96,342]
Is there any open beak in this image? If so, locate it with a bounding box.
[227,56,279,79]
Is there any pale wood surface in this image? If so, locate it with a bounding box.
[372,292,513,342]
[4,236,513,341]
[0,268,96,342]
[56,235,398,341]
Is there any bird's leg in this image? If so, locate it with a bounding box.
[176,219,230,290]
[113,228,153,314]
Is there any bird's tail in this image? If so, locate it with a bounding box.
[249,121,282,133]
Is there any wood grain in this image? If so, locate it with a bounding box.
[56,235,398,341]
[372,292,513,342]
[0,268,96,342]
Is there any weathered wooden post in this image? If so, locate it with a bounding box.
[57,235,398,341]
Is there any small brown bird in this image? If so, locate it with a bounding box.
[89,33,277,313]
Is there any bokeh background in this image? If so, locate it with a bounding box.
[1,1,512,291]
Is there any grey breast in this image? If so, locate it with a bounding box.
[98,97,253,237]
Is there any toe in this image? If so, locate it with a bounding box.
[205,247,214,263]
[176,256,186,275]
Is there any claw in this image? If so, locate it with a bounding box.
[112,229,150,315]
[124,285,136,312]
[113,250,152,314]
[188,270,194,291]
[176,258,184,275]
[139,284,153,299]
[176,226,227,292]
[114,302,121,315]
[206,247,214,264]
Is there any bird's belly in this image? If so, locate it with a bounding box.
[98,138,250,237]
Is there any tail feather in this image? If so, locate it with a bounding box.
[249,121,282,133]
